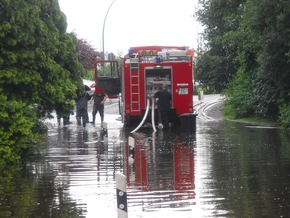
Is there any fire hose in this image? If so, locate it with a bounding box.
[130,97,157,133]
[130,98,150,133]
[151,97,157,132]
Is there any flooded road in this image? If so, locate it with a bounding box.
[1,95,290,217]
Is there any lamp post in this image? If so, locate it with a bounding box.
[102,0,116,60]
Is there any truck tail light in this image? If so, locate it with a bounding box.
[188,104,193,113]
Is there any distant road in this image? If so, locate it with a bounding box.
[193,94,225,121]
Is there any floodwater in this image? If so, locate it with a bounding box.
[1,95,290,218]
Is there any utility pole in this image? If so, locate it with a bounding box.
[102,0,116,60]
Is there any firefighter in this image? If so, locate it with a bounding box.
[56,112,71,126]
[75,85,91,127]
[90,92,107,127]
[154,82,172,130]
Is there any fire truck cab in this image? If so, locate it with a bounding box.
[120,45,195,128]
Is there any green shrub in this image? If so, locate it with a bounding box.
[0,96,36,167]
[279,103,290,128]
[83,69,94,81]
[223,71,255,119]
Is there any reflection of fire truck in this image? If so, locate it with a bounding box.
[94,46,195,129]
[120,46,195,128]
[124,133,195,208]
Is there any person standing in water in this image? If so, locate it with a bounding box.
[154,82,172,129]
[75,85,91,127]
[90,92,107,127]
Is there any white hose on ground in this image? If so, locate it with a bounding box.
[130,98,150,133]
[151,97,157,132]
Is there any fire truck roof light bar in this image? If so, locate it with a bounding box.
[127,47,194,63]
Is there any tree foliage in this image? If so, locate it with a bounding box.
[75,39,103,70]
[196,0,290,126]
[0,0,84,166]
[195,0,245,92]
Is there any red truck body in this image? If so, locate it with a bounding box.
[120,46,195,128]
[94,46,195,129]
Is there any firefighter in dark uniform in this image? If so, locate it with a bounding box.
[90,92,107,127]
[154,83,172,129]
[76,85,91,127]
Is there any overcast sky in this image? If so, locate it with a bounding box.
[58,0,201,55]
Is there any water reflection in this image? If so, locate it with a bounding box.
[0,158,85,218]
[123,130,196,213]
[1,117,290,217]
[48,125,124,218]
[195,121,290,217]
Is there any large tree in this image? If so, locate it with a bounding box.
[196,0,290,126]
[76,39,103,70]
[224,0,290,124]
[195,0,245,92]
[0,0,84,166]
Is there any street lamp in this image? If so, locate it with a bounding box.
[102,0,116,60]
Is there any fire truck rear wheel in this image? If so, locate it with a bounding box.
[123,117,130,128]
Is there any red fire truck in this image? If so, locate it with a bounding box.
[94,45,195,129]
[120,45,195,128]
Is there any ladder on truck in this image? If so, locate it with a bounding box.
[129,58,140,112]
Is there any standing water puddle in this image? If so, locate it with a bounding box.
[1,98,290,217]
